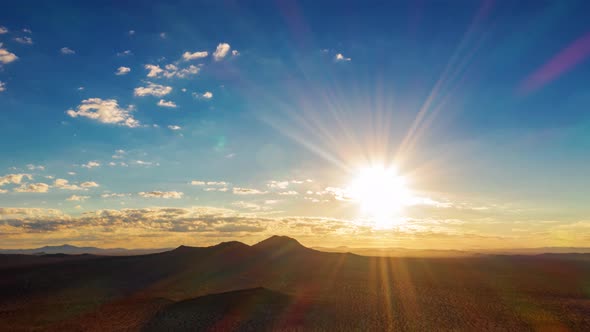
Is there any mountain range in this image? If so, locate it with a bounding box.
[1,235,589,331]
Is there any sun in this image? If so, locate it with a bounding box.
[347,166,411,228]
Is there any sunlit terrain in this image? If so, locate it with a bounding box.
[1,0,590,331]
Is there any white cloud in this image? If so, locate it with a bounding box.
[80,181,99,188]
[193,91,213,100]
[232,50,239,56]
[167,125,181,131]
[81,161,100,169]
[15,36,33,45]
[67,194,89,201]
[335,53,351,62]
[159,32,167,39]
[145,63,200,79]
[23,28,32,34]
[115,66,131,75]
[278,191,299,196]
[233,187,267,195]
[77,87,84,91]
[61,47,75,55]
[138,191,183,199]
[67,172,76,176]
[191,180,228,186]
[128,30,135,35]
[0,26,7,34]
[182,51,208,61]
[213,43,231,61]
[157,99,177,108]
[26,164,45,171]
[0,43,18,64]
[67,98,140,128]
[267,180,289,189]
[53,179,82,190]
[134,82,172,97]
[14,183,49,193]
[204,187,229,192]
[0,174,32,187]
[0,81,5,92]
[117,50,132,56]
[101,193,129,198]
[145,64,163,77]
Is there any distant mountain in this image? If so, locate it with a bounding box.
[0,244,170,256]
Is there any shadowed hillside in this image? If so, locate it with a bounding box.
[1,236,589,331]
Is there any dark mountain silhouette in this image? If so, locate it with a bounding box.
[1,235,589,331]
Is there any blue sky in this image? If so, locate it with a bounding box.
[1,0,589,249]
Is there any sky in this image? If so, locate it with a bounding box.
[1,0,589,249]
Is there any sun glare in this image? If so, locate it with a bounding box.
[348,166,411,228]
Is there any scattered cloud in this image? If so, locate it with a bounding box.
[134,82,172,97]
[80,181,99,188]
[193,91,213,99]
[145,64,163,77]
[81,161,100,169]
[117,50,132,56]
[101,193,130,198]
[53,179,82,190]
[23,28,32,34]
[145,64,200,79]
[191,180,228,186]
[279,191,299,196]
[0,81,5,92]
[159,32,167,39]
[232,50,239,56]
[138,191,183,199]
[26,164,45,171]
[67,98,140,128]
[167,125,181,131]
[157,99,177,108]
[60,47,75,55]
[128,30,135,36]
[0,174,32,187]
[66,194,89,201]
[267,180,290,189]
[0,43,18,64]
[0,26,7,34]
[182,51,208,61]
[115,66,131,75]
[15,36,33,45]
[233,187,267,195]
[213,43,231,61]
[14,183,49,193]
[335,53,351,62]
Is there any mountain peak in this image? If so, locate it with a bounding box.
[253,235,306,251]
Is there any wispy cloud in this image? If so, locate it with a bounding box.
[167,125,181,131]
[15,36,33,45]
[60,47,75,55]
[182,50,208,61]
[81,161,100,169]
[138,191,183,199]
[335,53,351,62]
[66,194,89,201]
[233,187,267,195]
